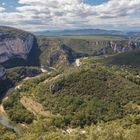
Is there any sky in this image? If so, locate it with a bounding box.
[0,0,140,31]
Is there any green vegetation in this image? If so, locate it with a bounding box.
[44,35,124,41]
[38,36,127,56]
[0,67,41,101]
[3,91,36,124]
[39,43,69,68]
[38,35,129,69]
[0,113,139,140]
[38,35,135,69]
[2,62,139,139]
[0,124,17,140]
[6,67,41,83]
[106,50,140,68]
[19,65,140,123]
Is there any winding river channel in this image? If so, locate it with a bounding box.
[0,67,48,134]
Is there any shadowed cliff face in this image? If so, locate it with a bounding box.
[1,37,40,68]
[0,66,5,78]
[0,27,40,68]
[38,39,89,68]
[0,35,34,63]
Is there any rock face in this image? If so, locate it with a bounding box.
[95,40,140,55]
[0,66,5,78]
[0,35,34,63]
[46,43,88,67]
[39,39,89,67]
[0,26,36,66]
[51,83,62,93]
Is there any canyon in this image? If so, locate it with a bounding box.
[0,27,140,71]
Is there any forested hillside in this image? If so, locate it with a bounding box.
[1,60,139,139]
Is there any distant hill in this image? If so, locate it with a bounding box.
[34,28,140,37]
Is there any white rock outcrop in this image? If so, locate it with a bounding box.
[0,34,34,63]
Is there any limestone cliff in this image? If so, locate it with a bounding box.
[95,40,140,55]
[0,35,34,63]
[0,26,37,67]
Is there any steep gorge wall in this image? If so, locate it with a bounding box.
[38,37,140,54]
[0,34,34,63]
[37,37,140,67]
[95,40,140,55]
[0,27,42,81]
[0,27,41,69]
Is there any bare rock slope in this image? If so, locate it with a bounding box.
[0,26,39,67]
